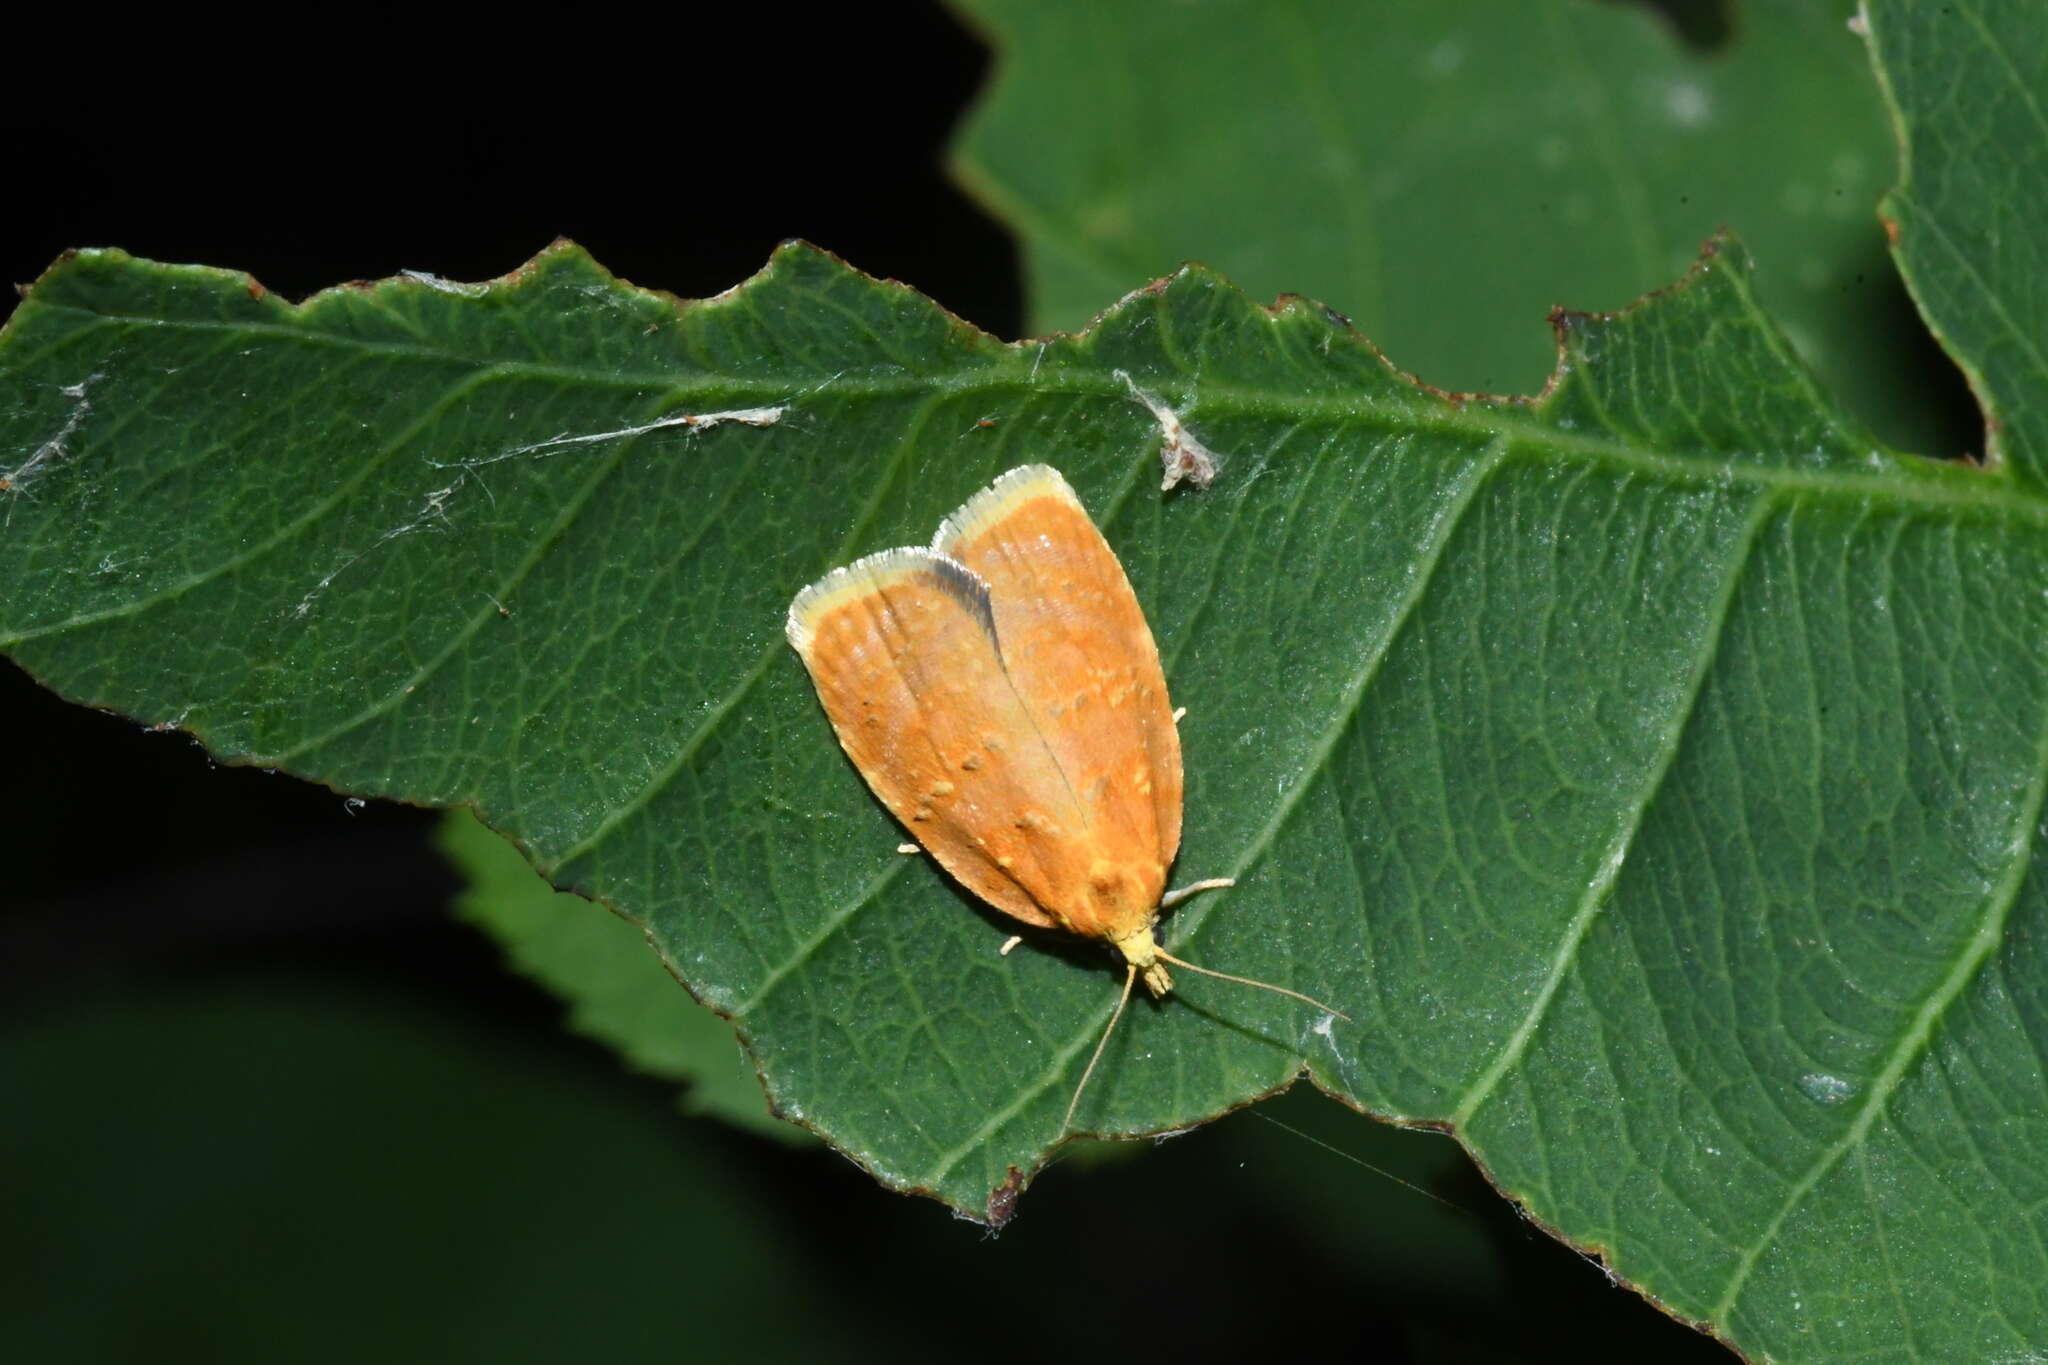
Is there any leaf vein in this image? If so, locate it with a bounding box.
[273,397,660,764]
[1711,672,2048,1319]
[1177,432,1510,948]
[1451,490,1777,1125]
[548,396,940,868]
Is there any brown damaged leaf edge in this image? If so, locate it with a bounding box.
[12,247,75,300]
[1537,230,1735,402]
[1061,239,1767,417]
[0,236,995,355]
[985,1166,1025,1227]
[1396,1106,1739,1359]
[1864,207,2004,468]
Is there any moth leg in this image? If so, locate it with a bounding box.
[896,843,921,855]
[999,935,1023,956]
[1159,876,1235,909]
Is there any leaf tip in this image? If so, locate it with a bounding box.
[769,237,835,267]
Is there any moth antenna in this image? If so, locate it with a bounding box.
[1151,949,1351,1021]
[1063,962,1139,1134]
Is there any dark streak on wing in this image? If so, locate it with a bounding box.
[918,552,1000,656]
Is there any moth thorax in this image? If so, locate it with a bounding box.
[1082,859,1159,937]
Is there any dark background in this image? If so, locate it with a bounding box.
[4,4,1748,1360]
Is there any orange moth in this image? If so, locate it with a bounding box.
[785,464,1344,1132]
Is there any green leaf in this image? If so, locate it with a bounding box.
[950,0,1956,453]
[439,807,807,1141]
[1865,0,2048,482]
[5,224,2043,1359]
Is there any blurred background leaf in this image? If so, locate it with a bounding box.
[952,0,1972,456]
[441,808,803,1141]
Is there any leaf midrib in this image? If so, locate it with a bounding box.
[15,280,2043,502]
[8,318,2042,657]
